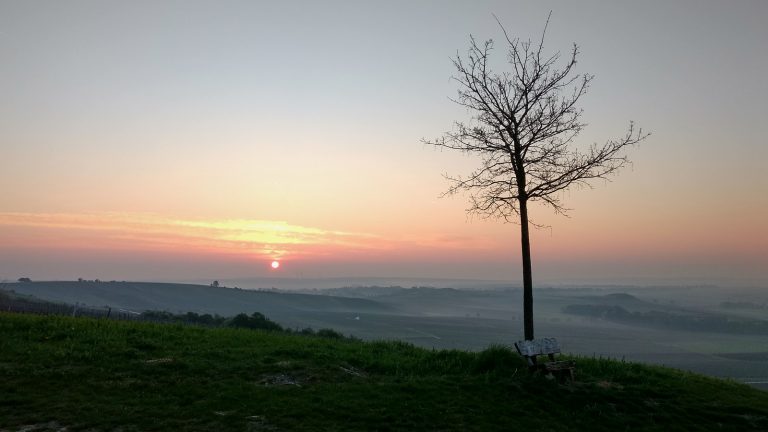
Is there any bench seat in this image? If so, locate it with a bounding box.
[514,337,575,380]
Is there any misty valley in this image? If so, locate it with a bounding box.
[3,280,767,391]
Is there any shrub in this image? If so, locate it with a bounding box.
[226,312,283,332]
[316,328,344,339]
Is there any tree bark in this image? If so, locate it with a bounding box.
[519,197,534,340]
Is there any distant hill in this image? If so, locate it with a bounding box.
[3,281,393,319]
[203,276,516,291]
[563,291,768,335]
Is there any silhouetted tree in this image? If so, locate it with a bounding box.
[211,280,219,288]
[425,16,647,340]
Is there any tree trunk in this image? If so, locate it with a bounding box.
[519,197,534,340]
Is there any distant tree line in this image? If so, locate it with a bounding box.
[562,304,768,335]
[139,310,348,339]
[720,301,767,310]
[77,278,123,283]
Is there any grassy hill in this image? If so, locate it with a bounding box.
[5,283,768,391]
[1,313,768,431]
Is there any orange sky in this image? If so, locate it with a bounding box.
[1,2,766,286]
[0,203,764,284]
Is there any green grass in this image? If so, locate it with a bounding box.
[1,313,767,431]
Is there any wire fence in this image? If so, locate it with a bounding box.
[1,297,146,322]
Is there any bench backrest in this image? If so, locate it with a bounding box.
[514,337,561,357]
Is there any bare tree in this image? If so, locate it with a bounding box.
[425,16,648,340]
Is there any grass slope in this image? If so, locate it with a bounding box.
[1,313,767,431]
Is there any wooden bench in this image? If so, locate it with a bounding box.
[514,338,575,380]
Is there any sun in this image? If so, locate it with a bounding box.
[270,260,280,269]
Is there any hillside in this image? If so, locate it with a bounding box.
[3,281,392,317]
[1,313,767,431]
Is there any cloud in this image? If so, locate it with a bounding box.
[0,212,506,270]
[0,212,380,259]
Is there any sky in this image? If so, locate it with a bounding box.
[1,0,766,286]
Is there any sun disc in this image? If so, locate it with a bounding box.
[270,260,280,269]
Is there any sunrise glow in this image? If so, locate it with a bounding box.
[0,2,765,285]
[271,261,280,269]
